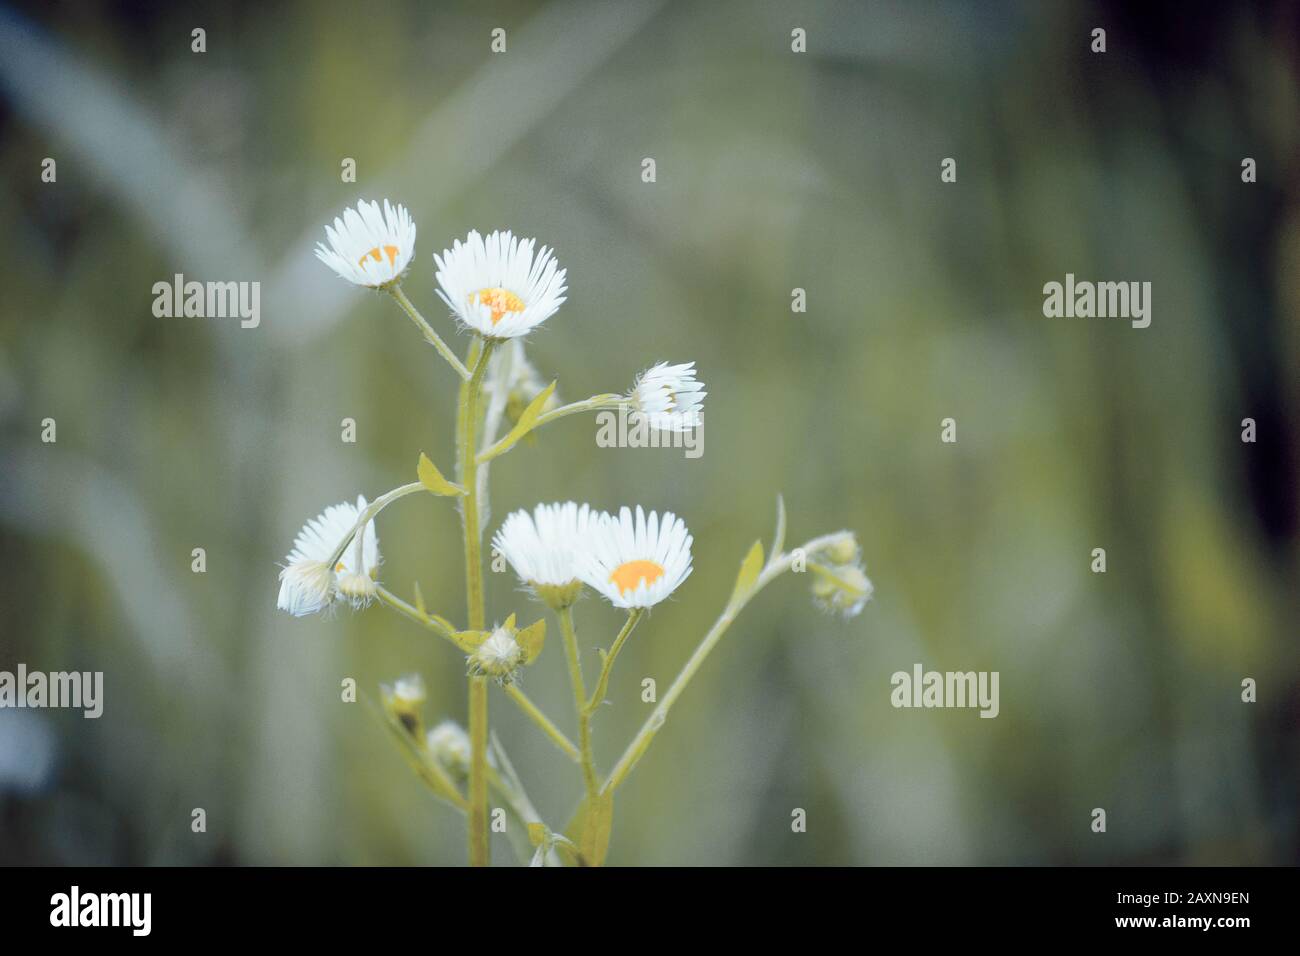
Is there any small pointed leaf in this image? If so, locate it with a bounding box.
[770,494,787,560]
[417,452,466,496]
[488,381,556,458]
[517,619,546,665]
[453,630,488,653]
[730,539,765,607]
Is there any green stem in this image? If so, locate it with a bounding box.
[458,336,496,867]
[477,394,625,465]
[376,586,578,764]
[601,534,850,795]
[558,606,599,800]
[325,482,424,570]
[585,609,644,714]
[468,677,488,866]
[374,585,458,643]
[387,285,471,380]
[502,685,581,762]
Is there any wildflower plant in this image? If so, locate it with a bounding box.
[278,199,873,866]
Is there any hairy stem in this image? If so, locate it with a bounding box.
[477,394,625,464]
[601,533,853,795]
[558,606,599,800]
[458,336,496,867]
[374,585,458,642]
[502,685,581,762]
[387,284,471,380]
[585,609,643,714]
[325,482,424,570]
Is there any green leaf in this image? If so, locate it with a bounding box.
[453,630,487,654]
[564,790,613,868]
[730,539,765,607]
[580,791,614,867]
[517,619,546,665]
[486,381,556,459]
[417,452,466,496]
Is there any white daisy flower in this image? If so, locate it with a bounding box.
[493,502,599,608]
[433,229,567,339]
[629,361,706,432]
[276,495,381,616]
[315,199,416,288]
[580,506,694,609]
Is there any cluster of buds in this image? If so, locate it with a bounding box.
[809,533,874,619]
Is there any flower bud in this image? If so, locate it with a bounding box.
[381,673,427,737]
[426,720,471,778]
[824,532,860,566]
[812,562,873,619]
[468,626,525,684]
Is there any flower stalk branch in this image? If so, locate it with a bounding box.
[601,533,856,796]
[477,394,625,464]
[387,284,471,380]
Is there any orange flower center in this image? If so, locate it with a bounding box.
[359,245,399,268]
[471,287,525,325]
[609,559,665,596]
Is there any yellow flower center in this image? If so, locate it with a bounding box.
[609,559,665,596]
[358,245,399,268]
[471,287,525,325]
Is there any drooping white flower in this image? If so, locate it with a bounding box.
[433,230,567,339]
[315,199,416,288]
[580,506,693,609]
[629,361,706,432]
[275,560,335,617]
[493,502,599,608]
[276,495,380,616]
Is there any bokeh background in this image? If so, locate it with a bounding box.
[1,0,1296,866]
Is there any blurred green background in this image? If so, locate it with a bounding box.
[1,0,1296,865]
